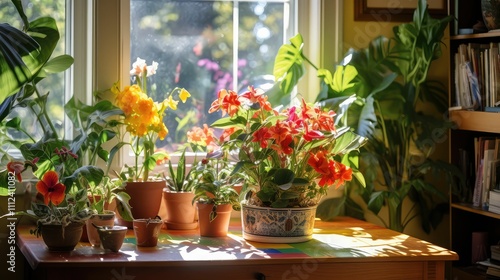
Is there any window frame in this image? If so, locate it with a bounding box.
[89,0,342,170]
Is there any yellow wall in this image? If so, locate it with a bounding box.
[340,1,451,248]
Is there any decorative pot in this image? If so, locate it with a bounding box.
[240,203,317,243]
[163,189,197,230]
[40,222,84,251]
[482,0,500,31]
[133,218,163,247]
[85,210,116,246]
[96,225,128,252]
[197,203,232,237]
[116,180,165,229]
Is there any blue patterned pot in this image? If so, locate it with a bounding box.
[241,203,317,243]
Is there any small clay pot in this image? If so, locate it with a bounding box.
[197,203,232,237]
[133,217,163,247]
[94,225,128,252]
[86,210,115,247]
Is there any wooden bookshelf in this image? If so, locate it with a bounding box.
[448,1,500,279]
[449,111,500,134]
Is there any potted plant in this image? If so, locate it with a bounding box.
[206,86,366,242]
[109,57,191,228]
[163,125,218,229]
[3,163,96,251]
[163,148,198,229]
[191,151,244,237]
[272,0,464,233]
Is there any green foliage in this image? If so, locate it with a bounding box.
[272,0,464,233]
[191,155,243,222]
[0,0,60,104]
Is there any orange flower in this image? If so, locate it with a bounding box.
[209,89,241,117]
[36,171,66,206]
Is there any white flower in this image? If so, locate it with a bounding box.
[130,57,147,76]
[146,61,158,77]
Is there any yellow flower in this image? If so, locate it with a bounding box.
[166,96,178,110]
[179,88,191,103]
[157,123,168,140]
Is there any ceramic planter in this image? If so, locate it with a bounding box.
[96,225,128,252]
[197,203,232,237]
[133,218,163,247]
[40,222,84,251]
[241,203,317,243]
[163,190,197,230]
[85,210,116,246]
[116,180,165,228]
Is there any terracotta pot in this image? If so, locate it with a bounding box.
[197,203,232,237]
[163,190,197,230]
[96,225,128,252]
[85,210,116,246]
[40,222,84,251]
[116,181,165,228]
[133,218,163,247]
[80,194,102,242]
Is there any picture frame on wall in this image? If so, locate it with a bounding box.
[354,0,448,22]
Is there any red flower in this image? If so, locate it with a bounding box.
[268,121,294,155]
[303,125,324,142]
[307,151,330,175]
[36,171,66,206]
[252,127,272,149]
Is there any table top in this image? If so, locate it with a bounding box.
[18,216,458,270]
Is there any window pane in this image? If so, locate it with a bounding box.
[130,0,292,152]
[1,0,66,152]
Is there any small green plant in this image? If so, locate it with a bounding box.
[191,151,244,222]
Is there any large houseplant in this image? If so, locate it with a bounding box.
[109,57,191,227]
[207,86,366,241]
[272,0,464,233]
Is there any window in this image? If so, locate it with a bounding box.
[93,0,340,168]
[129,0,297,152]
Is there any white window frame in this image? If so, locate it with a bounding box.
[86,0,342,171]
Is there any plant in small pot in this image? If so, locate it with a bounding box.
[163,148,198,230]
[208,86,367,242]
[108,57,191,228]
[133,215,163,247]
[191,151,244,237]
[2,166,96,251]
[163,125,218,229]
[85,176,133,246]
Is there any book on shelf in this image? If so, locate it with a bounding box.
[453,42,500,111]
[472,137,500,209]
[478,259,500,278]
[490,190,500,207]
[492,245,500,262]
[489,204,500,214]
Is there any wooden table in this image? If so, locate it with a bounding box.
[18,216,458,280]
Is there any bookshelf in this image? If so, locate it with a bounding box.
[448,1,500,279]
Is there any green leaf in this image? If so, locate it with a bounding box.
[42,55,74,74]
[0,14,61,103]
[367,191,387,214]
[331,65,358,93]
[273,34,305,95]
